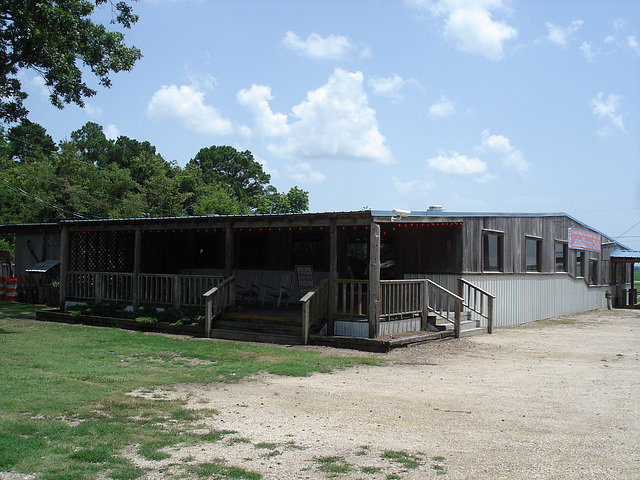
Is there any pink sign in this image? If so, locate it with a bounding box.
[568,228,601,253]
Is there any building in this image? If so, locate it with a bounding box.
[0,210,635,343]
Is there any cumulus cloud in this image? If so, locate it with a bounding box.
[591,92,625,137]
[285,162,327,184]
[146,84,233,136]
[281,31,367,60]
[368,74,420,102]
[236,84,289,136]
[427,151,488,178]
[104,124,120,140]
[262,68,393,164]
[546,20,583,46]
[580,41,595,62]
[428,95,456,118]
[391,176,434,195]
[408,0,516,60]
[481,129,529,173]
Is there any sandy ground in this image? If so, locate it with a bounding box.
[120,308,640,480]
[4,309,638,480]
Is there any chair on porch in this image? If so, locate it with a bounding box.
[261,271,295,308]
[235,270,263,304]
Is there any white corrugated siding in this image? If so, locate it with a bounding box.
[407,273,609,327]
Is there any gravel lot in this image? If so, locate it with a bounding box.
[121,308,640,480]
[7,309,636,480]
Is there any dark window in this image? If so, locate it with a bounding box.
[576,251,585,277]
[555,242,568,272]
[589,259,598,285]
[525,238,541,272]
[483,232,503,272]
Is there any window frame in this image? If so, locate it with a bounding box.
[482,229,504,272]
[525,236,542,272]
[554,241,568,273]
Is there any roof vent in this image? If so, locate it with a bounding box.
[428,205,443,212]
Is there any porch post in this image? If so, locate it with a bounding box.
[328,218,337,335]
[368,222,381,338]
[224,221,233,277]
[59,225,68,310]
[132,225,142,310]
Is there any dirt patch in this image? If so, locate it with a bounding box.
[126,309,640,479]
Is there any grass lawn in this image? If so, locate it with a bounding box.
[0,302,382,480]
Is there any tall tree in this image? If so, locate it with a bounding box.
[0,0,141,123]
[188,146,270,208]
[7,120,57,161]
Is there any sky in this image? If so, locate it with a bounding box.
[19,0,640,250]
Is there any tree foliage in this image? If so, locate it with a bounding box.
[0,0,141,123]
[0,121,310,224]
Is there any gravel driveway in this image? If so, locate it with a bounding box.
[128,308,640,480]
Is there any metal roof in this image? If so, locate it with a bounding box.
[610,250,640,262]
[25,259,60,273]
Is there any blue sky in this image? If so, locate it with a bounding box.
[20,0,640,249]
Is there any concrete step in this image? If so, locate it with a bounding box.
[459,326,488,337]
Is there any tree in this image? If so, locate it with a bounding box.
[188,146,271,208]
[0,0,141,123]
[7,120,58,161]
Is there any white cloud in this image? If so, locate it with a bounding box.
[391,176,434,195]
[444,7,517,60]
[591,92,625,136]
[281,31,365,61]
[481,129,529,174]
[264,68,394,164]
[427,151,488,178]
[83,102,103,118]
[368,74,420,102]
[285,162,327,184]
[146,84,233,136]
[627,35,639,53]
[546,20,583,46]
[428,95,456,118]
[236,84,289,136]
[580,41,595,62]
[104,124,120,140]
[408,0,516,60]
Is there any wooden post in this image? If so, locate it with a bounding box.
[59,225,68,310]
[328,219,337,336]
[173,275,180,311]
[368,222,381,339]
[420,279,429,331]
[487,296,494,334]
[95,273,102,304]
[224,221,233,278]
[133,225,142,310]
[454,297,461,338]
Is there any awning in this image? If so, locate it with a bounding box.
[25,259,60,273]
[610,250,640,263]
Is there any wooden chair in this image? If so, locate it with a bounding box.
[262,271,294,308]
[235,270,263,304]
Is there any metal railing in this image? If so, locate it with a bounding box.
[203,276,236,337]
[300,279,329,345]
[457,278,495,334]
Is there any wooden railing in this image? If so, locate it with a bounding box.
[457,278,495,334]
[380,279,427,321]
[334,279,368,318]
[203,276,236,337]
[66,272,224,309]
[427,279,463,338]
[300,279,329,345]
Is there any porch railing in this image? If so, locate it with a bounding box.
[334,279,368,318]
[203,276,236,337]
[380,279,427,321]
[66,271,224,310]
[300,279,329,345]
[427,279,463,338]
[457,278,495,334]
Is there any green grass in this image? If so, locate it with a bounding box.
[0,303,382,479]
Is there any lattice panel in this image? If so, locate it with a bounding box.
[70,231,135,272]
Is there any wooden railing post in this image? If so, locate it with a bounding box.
[95,273,102,304]
[487,296,494,334]
[454,298,461,338]
[173,275,180,311]
[421,280,429,331]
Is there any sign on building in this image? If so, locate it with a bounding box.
[568,227,601,253]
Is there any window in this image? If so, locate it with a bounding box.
[589,259,598,285]
[555,242,568,272]
[483,231,504,272]
[575,251,585,277]
[525,237,542,272]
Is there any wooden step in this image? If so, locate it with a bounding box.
[210,312,304,345]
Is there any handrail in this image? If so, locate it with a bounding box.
[457,278,495,334]
[380,279,426,321]
[300,279,329,345]
[203,276,236,337]
[427,279,463,338]
[334,279,368,318]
